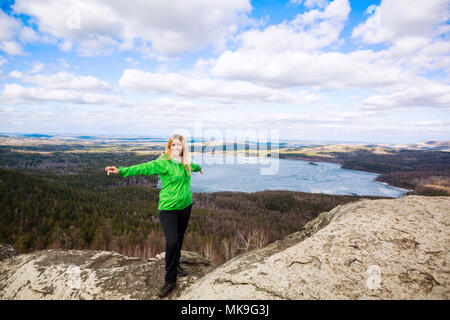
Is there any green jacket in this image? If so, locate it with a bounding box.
[118,155,202,212]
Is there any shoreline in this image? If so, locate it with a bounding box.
[189,152,411,198]
[191,151,418,194]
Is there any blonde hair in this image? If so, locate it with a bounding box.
[162,133,192,175]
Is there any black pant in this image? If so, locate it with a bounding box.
[158,203,192,283]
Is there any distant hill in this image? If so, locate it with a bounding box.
[407,141,450,151]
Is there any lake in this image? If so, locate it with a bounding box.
[182,154,410,198]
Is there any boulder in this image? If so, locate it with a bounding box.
[0,249,214,300]
[179,195,450,300]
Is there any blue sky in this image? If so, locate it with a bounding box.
[0,0,449,143]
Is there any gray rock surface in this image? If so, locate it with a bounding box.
[179,195,450,300]
[0,249,214,300]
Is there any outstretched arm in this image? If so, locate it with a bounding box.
[105,157,169,177]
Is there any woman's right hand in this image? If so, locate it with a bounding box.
[105,166,119,175]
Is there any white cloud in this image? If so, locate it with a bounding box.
[351,0,450,78]
[1,83,119,105]
[210,0,450,97]
[0,81,222,114]
[212,49,412,90]
[378,37,450,76]
[0,10,21,41]
[0,56,5,79]
[0,9,50,55]
[19,26,41,43]
[8,70,23,78]
[57,58,70,69]
[59,40,72,52]
[119,68,320,104]
[12,0,252,56]
[411,120,450,127]
[29,61,45,74]
[211,0,416,90]
[1,67,231,111]
[0,41,26,55]
[23,72,112,91]
[360,81,450,111]
[352,0,450,44]
[1,67,117,106]
[237,0,350,53]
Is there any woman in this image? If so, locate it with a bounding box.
[104,134,203,298]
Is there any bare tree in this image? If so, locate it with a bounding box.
[222,237,239,261]
[254,228,269,249]
[234,228,269,253]
[235,229,256,253]
[221,238,231,261]
[202,240,214,261]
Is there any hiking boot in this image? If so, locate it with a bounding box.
[157,281,176,298]
[177,265,188,277]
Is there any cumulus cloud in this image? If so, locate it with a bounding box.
[411,120,450,127]
[0,66,223,112]
[0,41,26,55]
[119,68,320,104]
[29,61,45,74]
[21,71,112,91]
[1,64,117,105]
[0,10,22,41]
[8,70,23,78]
[11,0,252,56]
[360,82,450,111]
[377,37,450,76]
[211,0,411,90]
[209,0,450,106]
[0,9,50,55]
[236,0,350,53]
[352,0,450,44]
[4,61,112,91]
[350,0,450,83]
[1,83,119,105]
[212,49,412,90]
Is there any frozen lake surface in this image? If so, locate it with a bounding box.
[184,154,410,198]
